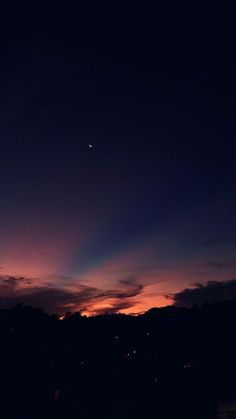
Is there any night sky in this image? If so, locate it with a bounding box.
[0,2,235,315]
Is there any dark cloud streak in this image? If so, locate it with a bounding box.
[169,279,236,307]
[0,275,144,315]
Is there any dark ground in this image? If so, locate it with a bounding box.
[0,300,236,418]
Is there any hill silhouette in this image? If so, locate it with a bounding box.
[0,299,236,418]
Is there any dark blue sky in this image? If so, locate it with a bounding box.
[0,1,235,314]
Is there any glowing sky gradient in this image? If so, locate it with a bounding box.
[1,194,236,315]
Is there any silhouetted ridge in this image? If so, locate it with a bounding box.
[0,299,236,418]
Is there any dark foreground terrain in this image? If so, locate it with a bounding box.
[0,300,236,418]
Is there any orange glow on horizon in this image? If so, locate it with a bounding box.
[1,221,236,315]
